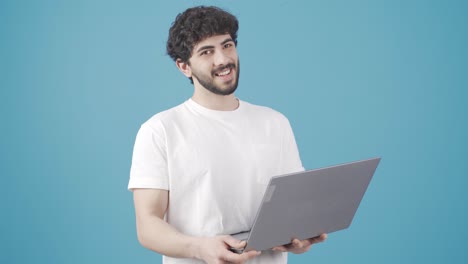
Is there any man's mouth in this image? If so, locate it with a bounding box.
[213,64,235,77]
[215,68,231,77]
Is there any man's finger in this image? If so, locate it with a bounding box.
[292,239,303,248]
[223,236,246,249]
[222,250,244,263]
[272,246,288,252]
[243,250,261,259]
[223,250,260,263]
[309,233,327,244]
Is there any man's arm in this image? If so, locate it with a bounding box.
[133,189,261,263]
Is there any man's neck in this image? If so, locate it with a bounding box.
[191,92,239,111]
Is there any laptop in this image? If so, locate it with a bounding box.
[230,157,381,253]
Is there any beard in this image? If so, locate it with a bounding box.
[192,60,240,96]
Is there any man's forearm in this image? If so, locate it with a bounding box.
[133,190,261,263]
[136,214,199,259]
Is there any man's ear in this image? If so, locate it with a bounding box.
[175,59,192,78]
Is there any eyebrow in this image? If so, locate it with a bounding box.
[195,38,234,54]
[220,38,234,45]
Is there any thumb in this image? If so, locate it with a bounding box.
[223,236,247,249]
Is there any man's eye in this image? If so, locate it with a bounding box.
[201,50,212,56]
[224,43,233,48]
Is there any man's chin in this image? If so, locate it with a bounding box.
[219,85,238,96]
[205,82,237,96]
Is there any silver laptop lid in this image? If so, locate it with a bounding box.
[243,157,381,252]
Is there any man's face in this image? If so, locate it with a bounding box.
[188,34,240,96]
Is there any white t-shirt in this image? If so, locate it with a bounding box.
[129,99,304,264]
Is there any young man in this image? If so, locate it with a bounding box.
[128,6,327,264]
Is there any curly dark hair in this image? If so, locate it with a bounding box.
[166,6,239,63]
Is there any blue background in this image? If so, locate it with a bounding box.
[1,0,467,263]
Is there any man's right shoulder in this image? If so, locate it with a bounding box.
[142,101,188,128]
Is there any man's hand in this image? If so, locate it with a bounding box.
[271,233,327,254]
[193,235,261,264]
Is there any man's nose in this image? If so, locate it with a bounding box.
[213,49,230,66]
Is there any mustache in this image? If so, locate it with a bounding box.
[212,63,236,75]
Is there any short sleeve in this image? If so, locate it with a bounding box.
[128,121,169,191]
